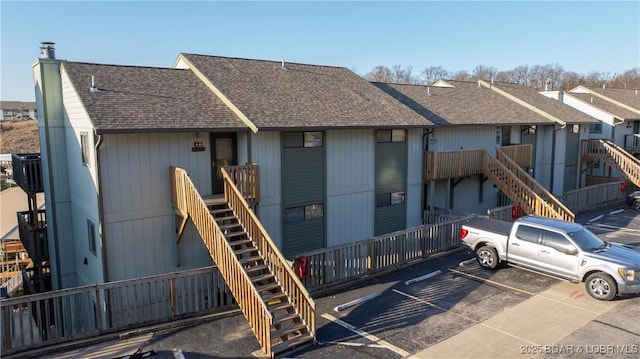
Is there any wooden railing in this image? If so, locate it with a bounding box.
[495,150,575,222]
[224,163,260,207]
[11,153,43,193]
[561,181,627,213]
[1,266,234,356]
[481,149,573,221]
[17,210,48,261]
[581,139,640,187]
[170,167,274,356]
[424,149,483,180]
[497,144,532,168]
[294,216,474,294]
[221,167,316,348]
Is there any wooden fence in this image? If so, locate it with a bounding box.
[1,266,234,356]
[294,216,475,294]
[561,181,627,213]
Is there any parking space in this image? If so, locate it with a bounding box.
[39,204,640,359]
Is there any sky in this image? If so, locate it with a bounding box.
[1,1,639,102]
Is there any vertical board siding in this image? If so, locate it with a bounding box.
[251,131,282,247]
[282,136,325,258]
[430,126,499,152]
[406,129,424,228]
[101,133,213,281]
[326,130,375,247]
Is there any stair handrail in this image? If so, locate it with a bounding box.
[221,167,317,342]
[481,150,570,221]
[582,139,640,187]
[170,167,274,355]
[496,148,575,222]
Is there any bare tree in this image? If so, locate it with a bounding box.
[611,67,640,89]
[560,71,584,90]
[472,65,498,81]
[391,65,421,84]
[420,66,450,85]
[364,66,394,83]
[452,70,472,81]
[530,63,565,90]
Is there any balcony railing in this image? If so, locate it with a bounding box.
[11,153,43,193]
[624,134,640,153]
[17,210,48,262]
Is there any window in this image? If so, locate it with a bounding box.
[565,164,577,174]
[515,225,542,243]
[284,204,324,223]
[283,132,323,148]
[589,123,602,134]
[376,129,406,143]
[521,126,536,135]
[87,219,96,255]
[568,125,580,134]
[376,192,405,207]
[80,132,90,166]
[543,230,575,254]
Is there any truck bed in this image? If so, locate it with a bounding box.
[463,217,512,237]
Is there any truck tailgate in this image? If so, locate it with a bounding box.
[463,217,512,237]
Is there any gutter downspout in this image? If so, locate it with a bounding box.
[94,131,108,283]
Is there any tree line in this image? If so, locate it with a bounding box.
[362,64,640,90]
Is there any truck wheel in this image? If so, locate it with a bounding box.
[476,246,499,269]
[632,199,640,211]
[585,273,617,301]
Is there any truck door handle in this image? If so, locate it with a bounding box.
[511,242,520,247]
[541,250,549,254]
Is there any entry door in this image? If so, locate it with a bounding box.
[210,133,237,194]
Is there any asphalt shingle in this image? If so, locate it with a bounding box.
[180,54,433,129]
[63,62,247,133]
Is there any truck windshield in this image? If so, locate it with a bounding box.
[568,228,606,251]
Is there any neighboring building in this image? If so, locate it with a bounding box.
[375,80,597,204]
[34,45,433,289]
[1,101,37,121]
[541,86,640,166]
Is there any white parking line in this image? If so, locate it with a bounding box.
[586,222,640,234]
[404,270,442,285]
[609,209,624,215]
[333,292,381,312]
[459,258,476,267]
[321,313,411,357]
[589,214,604,222]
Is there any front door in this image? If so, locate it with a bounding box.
[210,133,237,194]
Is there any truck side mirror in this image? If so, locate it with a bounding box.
[565,247,578,256]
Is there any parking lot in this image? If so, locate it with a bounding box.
[39,204,640,359]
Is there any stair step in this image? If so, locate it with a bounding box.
[272,323,307,341]
[273,312,301,327]
[268,301,293,314]
[226,231,248,239]
[238,255,263,265]
[228,238,253,247]
[234,247,258,256]
[262,291,287,303]
[210,208,232,215]
[271,333,314,355]
[214,215,236,222]
[218,222,241,231]
[251,272,275,282]
[244,264,269,274]
[256,282,281,293]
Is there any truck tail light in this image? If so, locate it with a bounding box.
[460,228,469,239]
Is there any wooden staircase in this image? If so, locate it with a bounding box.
[424,147,575,221]
[495,148,575,222]
[170,166,316,358]
[581,139,640,188]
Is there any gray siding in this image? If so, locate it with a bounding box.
[100,132,213,281]
[326,130,375,247]
[251,131,283,248]
[564,131,580,192]
[406,128,424,228]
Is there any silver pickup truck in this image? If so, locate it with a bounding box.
[460,215,640,300]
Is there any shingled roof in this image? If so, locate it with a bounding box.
[569,86,640,120]
[373,80,563,126]
[490,82,598,124]
[178,54,433,130]
[62,62,247,134]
